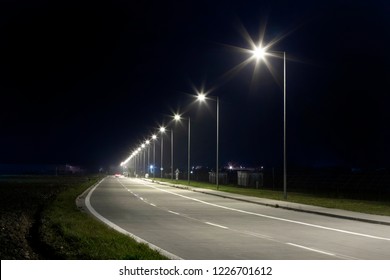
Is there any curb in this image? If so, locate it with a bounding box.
[75,177,106,212]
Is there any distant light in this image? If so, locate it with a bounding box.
[152,134,157,140]
[174,114,181,121]
[160,126,166,133]
[229,165,233,170]
[145,140,150,145]
[141,144,145,148]
[137,148,141,152]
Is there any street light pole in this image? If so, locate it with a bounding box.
[141,144,146,177]
[196,93,220,190]
[146,140,150,176]
[216,96,219,190]
[159,127,165,179]
[283,51,287,199]
[152,134,157,179]
[138,147,142,174]
[171,129,174,180]
[187,116,191,185]
[174,114,191,186]
[251,46,288,199]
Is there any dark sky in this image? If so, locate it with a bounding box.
[1,0,389,171]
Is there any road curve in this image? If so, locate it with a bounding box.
[85,176,390,260]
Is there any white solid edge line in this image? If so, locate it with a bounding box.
[85,178,183,260]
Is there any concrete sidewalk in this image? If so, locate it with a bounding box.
[146,179,390,226]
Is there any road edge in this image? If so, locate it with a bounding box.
[76,177,183,260]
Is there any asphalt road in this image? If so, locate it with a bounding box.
[86,176,390,259]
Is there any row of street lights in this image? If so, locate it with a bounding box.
[121,42,288,199]
[120,93,216,187]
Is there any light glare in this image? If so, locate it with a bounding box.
[197,93,206,102]
[252,46,266,60]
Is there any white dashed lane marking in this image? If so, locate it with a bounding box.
[205,222,229,229]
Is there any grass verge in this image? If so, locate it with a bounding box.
[152,178,390,216]
[40,175,167,259]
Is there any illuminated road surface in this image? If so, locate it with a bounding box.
[86,177,390,259]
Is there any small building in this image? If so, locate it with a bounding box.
[237,171,263,188]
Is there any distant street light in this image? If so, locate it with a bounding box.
[174,113,191,185]
[137,148,142,175]
[152,134,157,179]
[158,126,174,180]
[196,92,220,190]
[141,143,146,176]
[159,127,166,178]
[145,140,150,176]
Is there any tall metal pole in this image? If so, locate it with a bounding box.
[171,129,174,180]
[135,153,138,177]
[153,140,156,179]
[143,148,146,176]
[147,144,150,175]
[216,96,219,190]
[161,134,164,178]
[187,117,191,185]
[139,150,142,176]
[283,51,287,200]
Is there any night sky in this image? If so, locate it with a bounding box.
[1,0,389,172]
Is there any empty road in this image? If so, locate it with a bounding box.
[85,176,390,259]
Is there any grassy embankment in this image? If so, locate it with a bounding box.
[152,178,390,216]
[40,175,167,259]
[0,175,167,260]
